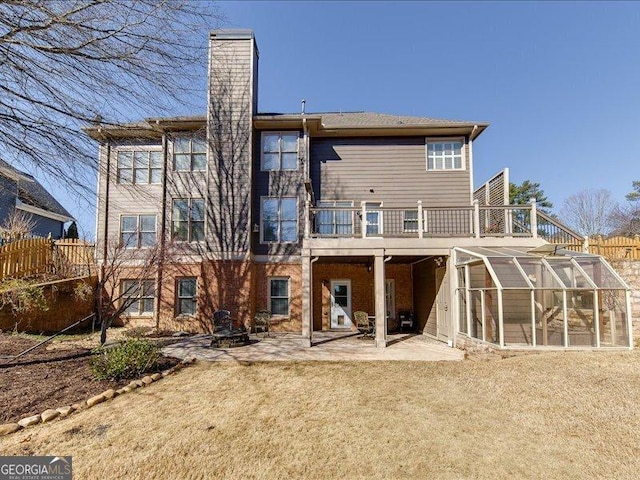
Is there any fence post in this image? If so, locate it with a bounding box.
[361,201,367,238]
[530,198,538,239]
[473,200,480,238]
[417,200,423,239]
[582,235,589,254]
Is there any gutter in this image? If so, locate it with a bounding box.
[15,199,74,223]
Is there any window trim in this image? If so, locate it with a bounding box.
[119,214,157,249]
[316,200,355,236]
[268,277,290,317]
[172,134,207,172]
[403,209,419,233]
[115,147,163,185]
[171,198,205,243]
[121,279,155,316]
[425,138,465,172]
[260,196,299,244]
[365,202,383,236]
[175,277,198,317]
[260,131,300,172]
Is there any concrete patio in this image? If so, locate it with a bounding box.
[162,331,465,362]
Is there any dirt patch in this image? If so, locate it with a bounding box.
[0,334,179,423]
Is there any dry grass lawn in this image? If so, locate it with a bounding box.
[2,351,640,479]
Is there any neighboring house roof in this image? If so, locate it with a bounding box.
[0,159,74,222]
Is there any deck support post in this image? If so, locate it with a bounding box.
[374,250,387,348]
[301,251,314,347]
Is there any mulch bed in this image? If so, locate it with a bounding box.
[0,334,180,424]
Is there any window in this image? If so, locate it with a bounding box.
[426,141,464,171]
[174,135,207,172]
[268,277,290,316]
[120,215,157,248]
[403,210,419,232]
[316,201,354,235]
[261,132,299,171]
[365,202,382,236]
[176,278,197,316]
[172,198,205,242]
[122,280,155,315]
[117,150,162,184]
[261,197,298,243]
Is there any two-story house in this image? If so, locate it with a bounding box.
[86,30,632,350]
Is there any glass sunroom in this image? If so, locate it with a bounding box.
[454,246,632,349]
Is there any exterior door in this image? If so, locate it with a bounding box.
[436,267,449,341]
[330,280,352,329]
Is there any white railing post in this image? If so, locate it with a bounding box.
[361,201,367,238]
[583,235,589,253]
[304,199,311,239]
[530,197,538,239]
[473,200,480,238]
[417,201,423,239]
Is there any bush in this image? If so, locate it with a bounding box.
[90,339,160,380]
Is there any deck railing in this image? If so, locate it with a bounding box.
[306,199,588,249]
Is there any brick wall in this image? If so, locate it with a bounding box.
[312,262,413,332]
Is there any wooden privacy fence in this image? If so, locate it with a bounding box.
[584,236,640,261]
[0,238,95,282]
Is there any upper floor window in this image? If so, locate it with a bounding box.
[261,197,298,243]
[172,198,205,242]
[426,141,464,171]
[174,135,207,172]
[117,150,162,184]
[122,279,155,315]
[261,132,299,171]
[121,214,157,248]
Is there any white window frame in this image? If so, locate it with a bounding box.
[173,134,207,172]
[365,202,383,236]
[261,131,300,171]
[316,200,354,235]
[403,210,419,233]
[426,138,465,171]
[176,277,197,316]
[121,279,155,316]
[260,197,298,244]
[116,148,163,185]
[120,214,157,249]
[171,198,205,242]
[268,277,290,317]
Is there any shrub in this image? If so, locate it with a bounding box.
[90,339,160,380]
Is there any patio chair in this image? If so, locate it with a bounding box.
[212,309,232,332]
[254,310,271,337]
[354,311,374,339]
[398,310,414,332]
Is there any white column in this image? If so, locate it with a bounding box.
[530,198,538,239]
[417,200,423,239]
[473,199,480,238]
[301,251,312,347]
[374,252,387,348]
[361,201,367,238]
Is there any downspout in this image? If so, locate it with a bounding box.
[154,130,169,330]
[98,138,111,333]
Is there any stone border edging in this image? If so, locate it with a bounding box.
[0,357,197,437]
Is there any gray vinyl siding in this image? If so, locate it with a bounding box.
[252,130,305,256]
[412,259,437,334]
[311,137,471,207]
[207,35,256,256]
[0,175,17,223]
[95,140,163,262]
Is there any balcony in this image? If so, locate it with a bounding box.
[304,200,585,246]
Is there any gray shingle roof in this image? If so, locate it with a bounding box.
[0,159,73,220]
[319,112,486,129]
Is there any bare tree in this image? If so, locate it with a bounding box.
[560,188,617,237]
[97,236,163,344]
[0,0,224,201]
[0,210,37,242]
